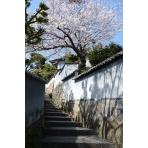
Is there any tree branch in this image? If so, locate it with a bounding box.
[57,27,80,55]
[43,44,72,50]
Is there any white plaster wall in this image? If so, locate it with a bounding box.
[63,58,123,101]
[63,77,75,100]
[57,60,65,69]
[54,71,62,88]
[86,58,91,67]
[54,64,78,88]
[45,77,55,94]
[60,64,78,80]
[45,77,54,88]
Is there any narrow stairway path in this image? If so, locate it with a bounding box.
[34,100,114,148]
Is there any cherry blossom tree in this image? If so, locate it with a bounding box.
[32,0,122,70]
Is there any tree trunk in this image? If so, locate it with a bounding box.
[79,55,86,72]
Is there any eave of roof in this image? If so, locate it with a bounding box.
[62,69,79,81]
[25,70,46,83]
[65,62,79,64]
[49,57,65,63]
[59,62,78,75]
[74,51,123,80]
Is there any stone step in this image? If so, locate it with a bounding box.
[44,107,58,110]
[44,108,61,111]
[44,109,63,112]
[44,104,55,107]
[44,127,97,136]
[44,112,69,116]
[34,136,114,148]
[44,103,54,106]
[46,121,82,127]
[44,105,55,108]
[44,116,72,121]
[44,101,50,105]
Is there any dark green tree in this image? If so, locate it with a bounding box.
[64,53,79,63]
[25,0,49,45]
[25,53,46,70]
[87,42,122,66]
[33,63,56,81]
[25,53,56,81]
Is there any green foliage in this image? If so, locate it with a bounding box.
[25,53,46,70]
[32,64,56,81]
[64,52,89,73]
[87,42,122,66]
[65,53,79,63]
[25,0,49,45]
[25,58,31,67]
[30,53,46,68]
[64,53,88,73]
[25,53,56,81]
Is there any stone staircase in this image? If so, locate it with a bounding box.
[34,100,114,148]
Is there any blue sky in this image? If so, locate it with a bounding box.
[27,0,123,59]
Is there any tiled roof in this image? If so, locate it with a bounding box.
[74,51,123,80]
[62,69,79,81]
[25,70,46,83]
